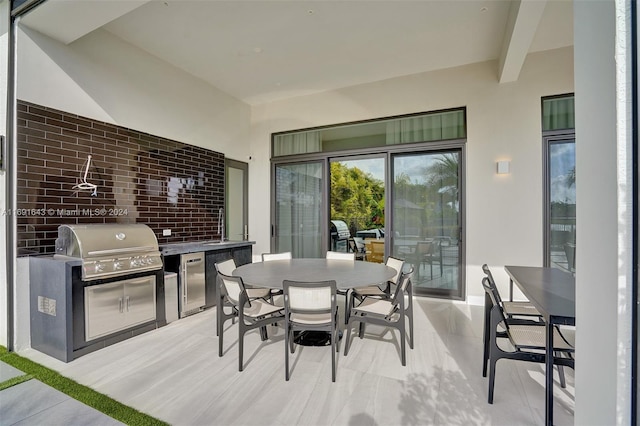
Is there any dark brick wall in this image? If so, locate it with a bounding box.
[16,100,225,255]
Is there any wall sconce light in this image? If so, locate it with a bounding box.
[496,160,511,174]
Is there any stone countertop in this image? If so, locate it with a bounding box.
[160,240,255,256]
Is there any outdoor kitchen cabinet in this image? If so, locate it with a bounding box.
[161,241,254,313]
[84,276,156,341]
[29,256,165,362]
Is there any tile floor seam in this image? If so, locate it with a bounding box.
[4,381,72,426]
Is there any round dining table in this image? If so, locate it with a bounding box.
[232,258,397,290]
[233,258,397,346]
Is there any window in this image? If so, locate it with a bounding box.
[543,95,576,273]
[272,109,465,157]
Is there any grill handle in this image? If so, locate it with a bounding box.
[87,246,156,256]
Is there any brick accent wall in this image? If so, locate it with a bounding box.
[16,100,225,255]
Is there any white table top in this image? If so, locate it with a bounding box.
[233,258,397,290]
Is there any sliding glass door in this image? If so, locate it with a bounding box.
[391,150,464,299]
[329,156,385,261]
[273,161,324,258]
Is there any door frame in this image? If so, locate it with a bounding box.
[225,158,249,241]
[389,146,466,300]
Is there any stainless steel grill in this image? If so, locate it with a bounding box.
[54,224,163,280]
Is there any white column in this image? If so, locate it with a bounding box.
[574,0,633,424]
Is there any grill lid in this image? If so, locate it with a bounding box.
[55,224,162,280]
[330,220,351,239]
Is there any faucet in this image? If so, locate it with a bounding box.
[218,208,225,242]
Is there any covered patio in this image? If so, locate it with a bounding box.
[17,298,574,425]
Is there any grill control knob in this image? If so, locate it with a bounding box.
[95,263,105,273]
[113,261,123,270]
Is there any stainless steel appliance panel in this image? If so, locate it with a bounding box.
[180,252,206,317]
[84,275,156,341]
[84,281,127,341]
[123,276,157,328]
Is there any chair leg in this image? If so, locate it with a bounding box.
[343,320,353,356]
[218,307,224,357]
[358,322,365,338]
[331,327,336,382]
[259,325,268,341]
[488,357,497,404]
[285,322,290,381]
[238,326,244,372]
[345,292,354,325]
[407,307,414,350]
[400,324,406,366]
[558,364,566,388]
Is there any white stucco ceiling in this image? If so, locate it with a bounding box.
[20,0,573,105]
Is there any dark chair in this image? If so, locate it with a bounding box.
[481,264,543,377]
[214,259,271,337]
[482,277,574,404]
[412,240,441,280]
[564,242,576,274]
[347,238,365,261]
[214,265,284,371]
[344,267,415,366]
[283,279,339,382]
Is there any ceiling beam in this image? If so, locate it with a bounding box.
[20,0,151,45]
[497,0,547,83]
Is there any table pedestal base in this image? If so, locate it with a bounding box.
[293,330,343,346]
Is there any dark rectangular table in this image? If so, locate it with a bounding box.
[504,266,575,426]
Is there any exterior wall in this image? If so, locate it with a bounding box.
[0,0,9,347]
[9,24,251,351]
[250,47,575,302]
[574,0,631,424]
[16,100,226,254]
[16,26,251,163]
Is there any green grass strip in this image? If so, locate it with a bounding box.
[0,373,33,391]
[0,346,169,426]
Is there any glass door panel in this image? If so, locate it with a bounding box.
[273,162,324,258]
[546,139,576,273]
[226,159,248,241]
[391,150,463,298]
[329,157,385,262]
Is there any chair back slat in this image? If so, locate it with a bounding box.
[213,264,249,307]
[283,280,336,315]
[386,256,405,285]
[216,258,236,276]
[391,266,414,306]
[326,251,355,261]
[262,252,292,262]
[288,286,333,311]
[482,277,508,325]
[482,264,505,306]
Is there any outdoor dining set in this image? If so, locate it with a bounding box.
[213,252,413,383]
[212,251,575,426]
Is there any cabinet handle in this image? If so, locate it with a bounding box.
[118,297,123,313]
[126,296,130,312]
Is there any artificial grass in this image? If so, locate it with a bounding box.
[0,373,33,391]
[0,346,169,426]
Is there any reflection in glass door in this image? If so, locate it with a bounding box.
[273,162,324,258]
[391,150,463,298]
[226,159,248,241]
[545,138,576,273]
[329,157,385,262]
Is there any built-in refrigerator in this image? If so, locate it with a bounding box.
[179,252,206,317]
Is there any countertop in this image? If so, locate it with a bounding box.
[160,240,255,256]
